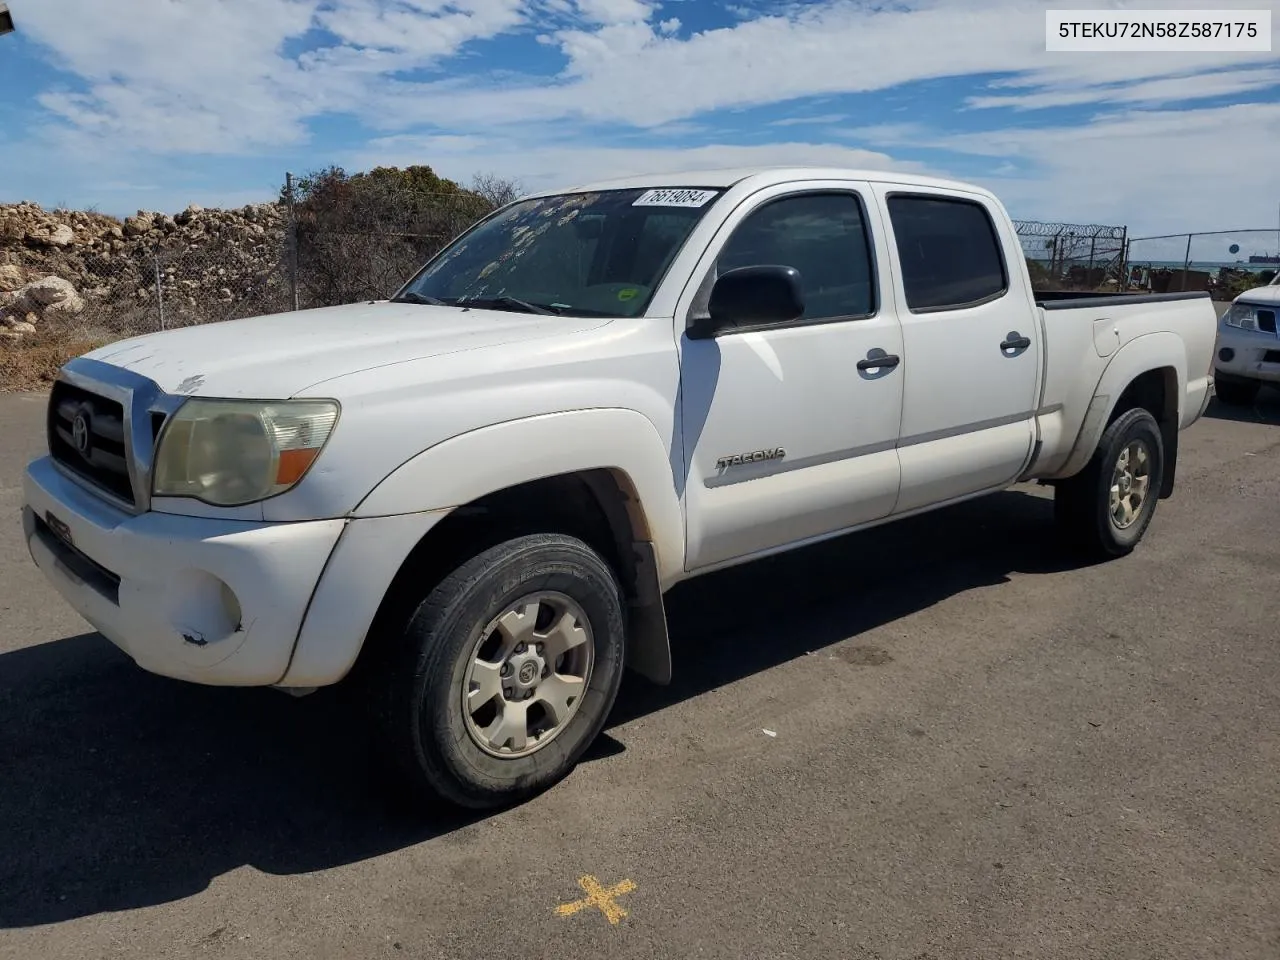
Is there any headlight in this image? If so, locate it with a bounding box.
[153,398,340,506]
[1222,302,1259,331]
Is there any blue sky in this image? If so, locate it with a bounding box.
[1,0,1278,253]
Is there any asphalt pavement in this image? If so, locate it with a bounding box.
[1,385,1278,960]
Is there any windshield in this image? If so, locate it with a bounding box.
[395,187,723,317]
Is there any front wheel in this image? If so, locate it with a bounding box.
[372,533,627,810]
[1054,407,1165,559]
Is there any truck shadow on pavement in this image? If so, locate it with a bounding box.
[1200,391,1280,424]
[0,486,1097,928]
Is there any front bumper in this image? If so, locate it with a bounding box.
[23,455,345,685]
[1214,324,1280,384]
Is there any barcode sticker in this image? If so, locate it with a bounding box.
[632,188,718,208]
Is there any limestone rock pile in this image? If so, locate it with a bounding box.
[0,200,288,341]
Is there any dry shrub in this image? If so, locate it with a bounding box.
[289,165,515,306]
[0,328,110,393]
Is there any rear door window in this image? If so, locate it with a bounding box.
[886,195,1008,311]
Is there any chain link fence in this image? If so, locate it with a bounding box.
[1124,228,1279,298]
[1013,219,1128,291]
[2,224,296,390]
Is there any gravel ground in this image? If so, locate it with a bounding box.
[1,384,1278,960]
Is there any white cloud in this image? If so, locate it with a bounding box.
[17,0,1280,149]
[22,0,319,151]
[880,102,1280,234]
[12,0,533,152]
[349,98,1280,236]
[316,0,526,56]
[770,113,848,127]
[365,0,1280,130]
[968,68,1280,111]
[573,0,655,24]
[7,0,1280,235]
[348,134,934,193]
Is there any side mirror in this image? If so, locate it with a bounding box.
[692,265,805,338]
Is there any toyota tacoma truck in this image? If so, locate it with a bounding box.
[1213,270,1280,406]
[22,167,1217,810]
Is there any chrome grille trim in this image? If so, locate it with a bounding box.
[48,357,187,515]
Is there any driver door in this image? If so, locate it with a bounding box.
[676,182,906,571]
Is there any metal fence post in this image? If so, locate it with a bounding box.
[153,248,166,330]
[1180,233,1193,292]
[1119,226,1128,289]
[285,171,300,312]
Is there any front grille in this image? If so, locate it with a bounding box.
[48,380,135,506]
[1259,309,1277,334]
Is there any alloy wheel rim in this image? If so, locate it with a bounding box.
[1109,439,1151,530]
[460,591,594,759]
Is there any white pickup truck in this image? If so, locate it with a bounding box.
[23,166,1217,809]
[1213,270,1280,406]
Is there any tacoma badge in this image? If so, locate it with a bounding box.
[715,447,786,470]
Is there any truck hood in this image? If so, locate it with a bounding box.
[85,301,611,398]
[1236,283,1280,307]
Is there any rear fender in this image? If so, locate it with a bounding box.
[1050,332,1186,482]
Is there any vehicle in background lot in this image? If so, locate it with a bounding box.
[22,167,1218,810]
[1213,271,1280,406]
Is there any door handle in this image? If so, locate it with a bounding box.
[857,352,900,371]
[1000,333,1032,352]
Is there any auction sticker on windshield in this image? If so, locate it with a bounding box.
[633,188,719,207]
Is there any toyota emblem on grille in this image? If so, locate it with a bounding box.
[71,411,92,458]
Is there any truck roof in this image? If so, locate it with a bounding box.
[545,165,994,199]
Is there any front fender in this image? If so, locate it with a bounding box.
[1052,332,1188,481]
[352,407,686,587]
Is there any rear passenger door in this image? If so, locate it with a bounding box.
[872,186,1041,513]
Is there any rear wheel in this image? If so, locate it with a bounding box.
[1054,407,1164,559]
[370,533,626,810]
[1213,372,1260,407]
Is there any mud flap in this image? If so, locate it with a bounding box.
[625,540,672,685]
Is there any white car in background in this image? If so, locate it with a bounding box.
[1214,271,1280,406]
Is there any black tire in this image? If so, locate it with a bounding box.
[1212,373,1260,408]
[371,533,626,811]
[1054,407,1165,560]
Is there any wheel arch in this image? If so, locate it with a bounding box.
[320,409,683,688]
[1052,333,1186,496]
[353,467,674,688]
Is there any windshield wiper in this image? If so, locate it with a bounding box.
[456,296,563,316]
[391,291,452,306]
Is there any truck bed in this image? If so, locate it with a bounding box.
[1026,288,1217,481]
